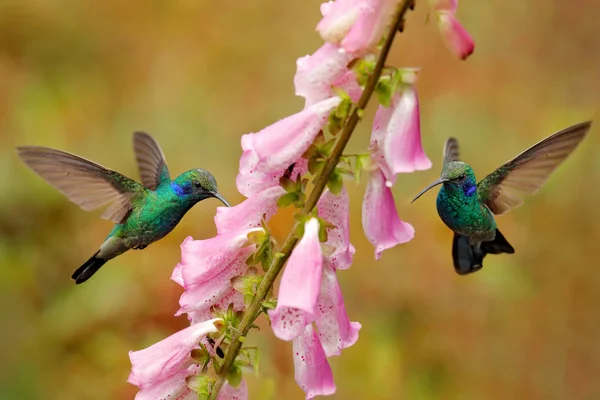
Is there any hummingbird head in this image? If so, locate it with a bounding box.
[171,169,231,207]
[412,162,477,203]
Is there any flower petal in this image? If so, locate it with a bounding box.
[382,89,432,178]
[362,167,415,259]
[317,187,355,270]
[218,380,248,400]
[132,365,199,400]
[437,11,474,60]
[269,218,323,340]
[316,0,365,45]
[341,0,398,55]
[236,158,308,198]
[188,290,245,325]
[293,324,336,399]
[237,96,341,181]
[128,319,222,388]
[214,186,286,235]
[294,43,354,107]
[315,264,361,357]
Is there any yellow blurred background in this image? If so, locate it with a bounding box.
[1,0,599,399]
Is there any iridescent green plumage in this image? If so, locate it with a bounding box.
[17,132,230,284]
[413,121,592,274]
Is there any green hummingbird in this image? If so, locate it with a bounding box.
[17,132,230,284]
[412,121,591,275]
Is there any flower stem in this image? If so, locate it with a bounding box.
[209,0,415,396]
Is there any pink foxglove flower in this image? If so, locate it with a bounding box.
[269,218,323,340]
[237,97,340,197]
[437,11,474,60]
[429,0,474,59]
[293,325,336,399]
[237,158,308,198]
[317,187,355,270]
[294,43,363,107]
[317,0,398,55]
[128,319,222,399]
[362,167,414,259]
[214,185,286,234]
[371,83,432,186]
[172,228,261,316]
[315,264,361,357]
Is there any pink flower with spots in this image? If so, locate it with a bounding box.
[172,228,261,317]
[371,75,431,186]
[317,0,399,55]
[317,187,355,270]
[362,167,415,259]
[269,218,323,340]
[292,325,336,399]
[237,97,341,197]
[315,264,361,356]
[128,319,222,400]
[294,43,363,107]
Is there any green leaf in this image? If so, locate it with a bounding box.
[327,172,344,195]
[277,192,299,208]
[227,364,243,388]
[308,157,325,175]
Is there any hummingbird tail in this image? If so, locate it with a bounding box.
[71,251,107,284]
[452,229,514,275]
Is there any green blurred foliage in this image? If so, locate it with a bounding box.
[1,0,599,399]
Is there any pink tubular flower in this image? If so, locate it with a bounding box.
[371,84,432,186]
[362,167,414,259]
[315,264,361,357]
[317,0,398,55]
[317,187,355,270]
[214,186,286,234]
[237,158,308,198]
[293,325,336,399]
[172,229,261,316]
[294,43,363,107]
[237,97,341,197]
[128,319,222,399]
[268,218,323,341]
[429,0,474,59]
[437,11,474,60]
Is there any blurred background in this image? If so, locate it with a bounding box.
[1,0,599,399]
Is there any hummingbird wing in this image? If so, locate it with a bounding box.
[17,146,146,223]
[133,132,170,190]
[477,121,591,215]
[443,137,460,165]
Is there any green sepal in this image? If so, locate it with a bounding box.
[186,375,215,399]
[353,58,376,87]
[326,171,344,195]
[227,364,243,388]
[277,192,299,208]
[247,230,266,245]
[190,348,210,364]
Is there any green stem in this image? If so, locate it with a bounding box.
[209,0,414,397]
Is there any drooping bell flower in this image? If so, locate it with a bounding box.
[294,43,363,107]
[362,167,414,259]
[317,187,355,270]
[128,319,222,399]
[292,324,336,399]
[429,0,474,59]
[237,97,341,197]
[316,0,399,55]
[172,228,261,316]
[268,218,323,341]
[315,263,361,357]
[214,185,286,234]
[371,75,431,186]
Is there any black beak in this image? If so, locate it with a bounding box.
[411,178,448,203]
[211,192,231,207]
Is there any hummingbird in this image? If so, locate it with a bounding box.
[412,121,591,275]
[17,132,230,284]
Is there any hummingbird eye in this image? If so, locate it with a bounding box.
[458,174,466,181]
[193,181,202,189]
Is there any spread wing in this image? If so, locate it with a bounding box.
[443,137,460,165]
[17,146,146,223]
[477,121,591,215]
[133,132,170,190]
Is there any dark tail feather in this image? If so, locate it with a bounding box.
[452,229,514,275]
[71,251,107,284]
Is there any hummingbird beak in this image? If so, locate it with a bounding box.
[211,192,231,207]
[411,178,449,204]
